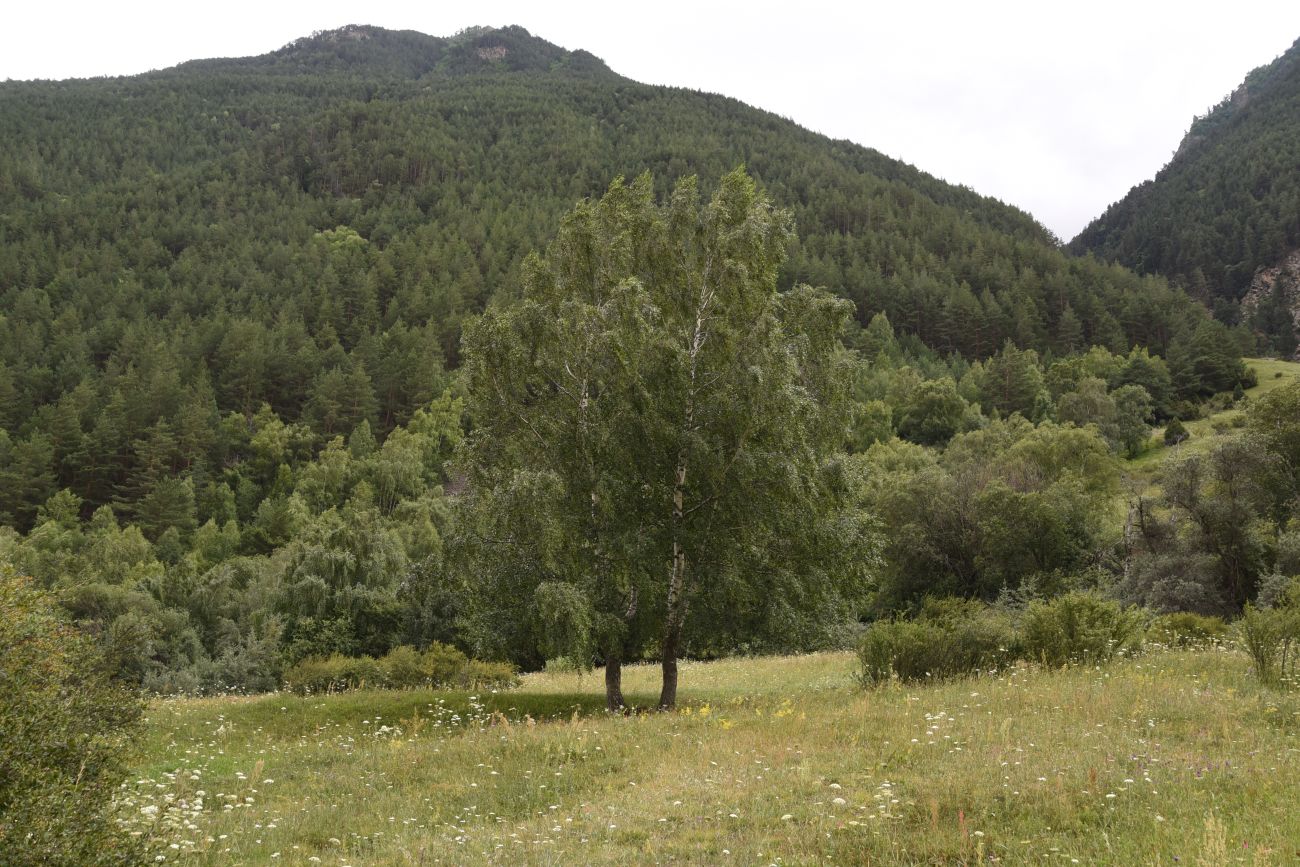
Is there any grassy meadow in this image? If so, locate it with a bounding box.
[1127,356,1300,475]
[127,649,1300,865]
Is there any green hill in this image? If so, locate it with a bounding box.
[1071,36,1300,353]
[0,25,1233,528]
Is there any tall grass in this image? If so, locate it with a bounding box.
[124,647,1300,865]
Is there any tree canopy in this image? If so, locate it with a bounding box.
[458,169,877,708]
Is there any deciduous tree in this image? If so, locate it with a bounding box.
[458,170,876,709]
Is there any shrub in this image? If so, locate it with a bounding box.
[1238,603,1300,687]
[1021,592,1144,666]
[1257,573,1300,610]
[858,620,950,683]
[0,566,150,865]
[282,653,353,694]
[544,655,582,674]
[465,659,521,689]
[858,600,1017,684]
[283,644,518,694]
[343,654,386,689]
[382,645,428,689]
[1163,418,1189,446]
[423,641,472,685]
[1147,612,1228,648]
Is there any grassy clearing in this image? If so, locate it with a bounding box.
[128,649,1300,865]
[1127,357,1300,476]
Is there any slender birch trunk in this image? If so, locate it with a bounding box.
[604,642,626,712]
[660,288,708,710]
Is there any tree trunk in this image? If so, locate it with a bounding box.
[604,644,626,713]
[659,627,680,710]
[659,285,707,710]
[659,523,688,710]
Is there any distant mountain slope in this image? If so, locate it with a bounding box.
[1070,36,1300,351]
[0,25,1232,525]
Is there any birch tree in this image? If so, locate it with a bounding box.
[458,169,876,709]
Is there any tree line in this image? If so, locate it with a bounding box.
[0,168,1267,705]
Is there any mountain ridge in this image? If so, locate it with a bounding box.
[0,23,1241,533]
[166,24,615,80]
[1069,35,1300,351]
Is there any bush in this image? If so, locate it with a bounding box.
[858,600,1017,684]
[465,659,522,689]
[382,645,428,689]
[344,654,387,689]
[544,655,582,674]
[1163,418,1189,446]
[422,642,472,685]
[859,620,937,684]
[282,653,355,694]
[1147,612,1228,648]
[1021,592,1144,666]
[1238,604,1300,687]
[0,566,150,865]
[283,644,519,694]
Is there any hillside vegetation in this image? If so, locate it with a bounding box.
[0,24,1239,532]
[127,650,1300,864]
[4,24,1300,865]
[1072,36,1300,352]
[1127,356,1300,473]
[0,25,1261,701]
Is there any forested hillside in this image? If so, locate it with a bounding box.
[1071,36,1300,353]
[0,25,1257,694]
[0,25,1242,526]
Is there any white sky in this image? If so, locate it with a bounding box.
[6,1,1300,241]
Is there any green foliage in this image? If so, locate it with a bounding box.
[896,378,967,446]
[0,566,149,865]
[1020,592,1144,667]
[532,582,595,667]
[1132,437,1275,612]
[459,169,878,707]
[1248,379,1300,500]
[862,417,1119,608]
[282,643,518,694]
[975,342,1049,420]
[1052,373,1153,455]
[0,23,1236,539]
[1146,612,1228,648]
[0,22,1260,701]
[1238,603,1300,687]
[1071,36,1300,352]
[857,599,1017,684]
[1110,385,1155,457]
[1162,417,1189,446]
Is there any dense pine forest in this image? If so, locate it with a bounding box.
[1071,36,1300,353]
[0,24,1275,702]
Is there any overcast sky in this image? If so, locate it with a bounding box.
[7,1,1300,240]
